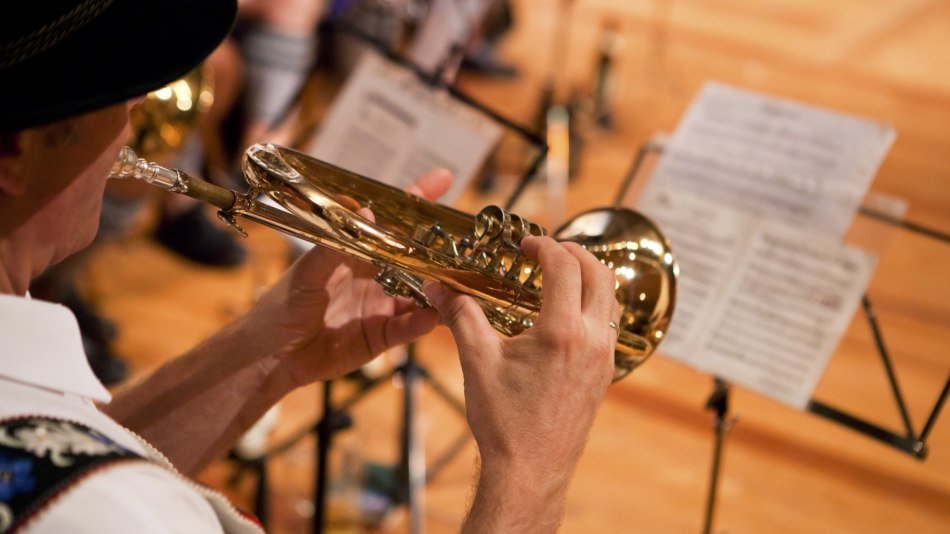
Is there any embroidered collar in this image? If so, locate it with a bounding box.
[0,294,111,403]
[0,416,144,532]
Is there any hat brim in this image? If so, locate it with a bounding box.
[0,0,237,131]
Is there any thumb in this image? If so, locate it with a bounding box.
[423,282,499,356]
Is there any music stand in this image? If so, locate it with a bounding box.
[614,139,950,534]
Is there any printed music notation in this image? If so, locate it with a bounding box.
[637,83,891,408]
[698,223,874,406]
[652,82,895,239]
[308,51,503,204]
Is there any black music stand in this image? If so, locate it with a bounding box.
[614,139,950,534]
[230,23,548,533]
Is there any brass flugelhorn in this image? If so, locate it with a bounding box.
[110,144,677,381]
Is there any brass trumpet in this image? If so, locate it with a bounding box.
[110,144,677,381]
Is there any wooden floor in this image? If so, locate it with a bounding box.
[84,0,949,532]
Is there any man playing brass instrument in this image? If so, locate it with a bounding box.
[0,1,621,531]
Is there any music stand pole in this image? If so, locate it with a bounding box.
[397,343,426,534]
[702,378,733,534]
[313,380,333,533]
[313,379,355,533]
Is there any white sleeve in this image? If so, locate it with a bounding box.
[24,463,225,534]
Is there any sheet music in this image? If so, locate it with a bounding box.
[693,224,875,407]
[637,188,754,359]
[637,82,892,409]
[407,0,492,73]
[308,52,503,204]
[646,82,895,239]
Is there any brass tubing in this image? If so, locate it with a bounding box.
[178,173,236,211]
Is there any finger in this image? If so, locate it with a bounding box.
[520,236,582,326]
[392,295,426,316]
[561,242,618,318]
[357,206,375,223]
[284,245,349,292]
[423,282,499,360]
[383,307,441,348]
[404,168,452,201]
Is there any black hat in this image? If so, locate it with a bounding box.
[0,0,237,132]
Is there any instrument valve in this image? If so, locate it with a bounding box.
[412,223,465,259]
[374,267,429,308]
[457,236,474,257]
[412,224,438,247]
